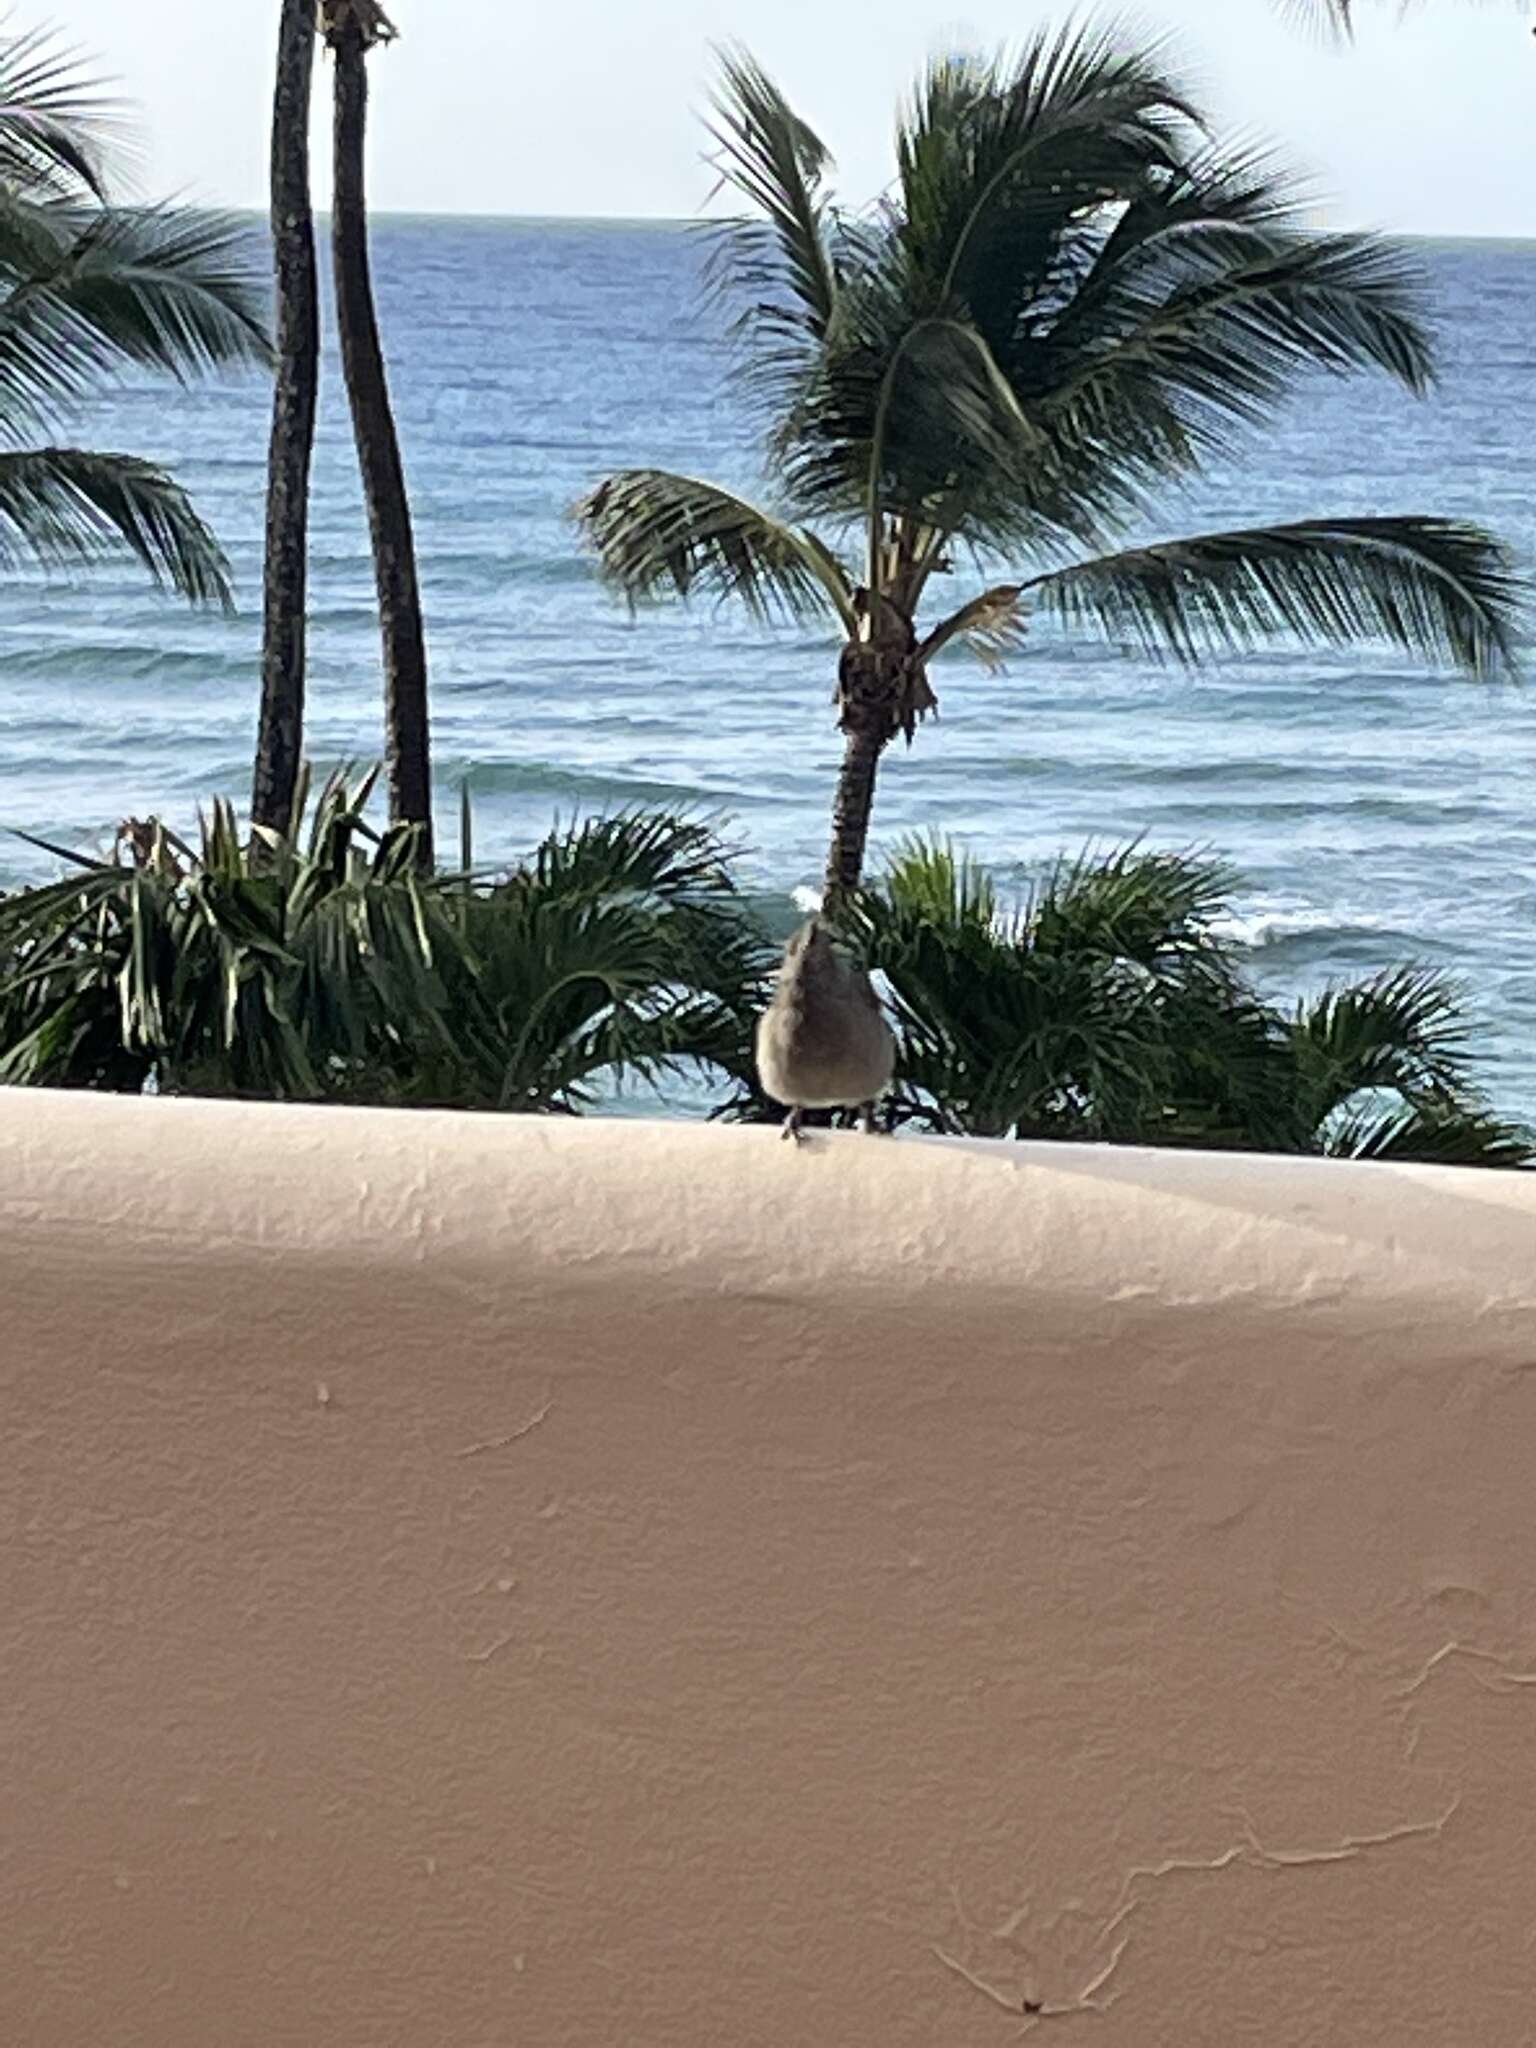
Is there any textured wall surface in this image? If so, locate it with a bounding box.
[4,1091,1536,2046]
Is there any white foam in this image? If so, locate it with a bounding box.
[1210,902,1393,950]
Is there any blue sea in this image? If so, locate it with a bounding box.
[2,221,1535,1112]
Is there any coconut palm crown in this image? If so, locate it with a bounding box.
[578,25,1522,903]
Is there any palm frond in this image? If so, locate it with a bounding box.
[880,836,998,932]
[1290,966,1474,1119]
[783,301,1048,532]
[1026,843,1240,987]
[1324,1102,1535,1169]
[424,811,768,1113]
[1279,0,1356,30]
[705,47,839,338]
[526,809,770,1013]
[864,908,1175,1141]
[1022,516,1522,677]
[0,448,233,607]
[1152,987,1307,1153]
[0,203,271,436]
[700,49,865,446]
[849,837,1244,1141]
[0,21,126,204]
[918,583,1026,666]
[449,892,692,1111]
[1015,163,1436,522]
[531,809,738,907]
[36,204,271,375]
[576,468,855,628]
[897,26,1202,324]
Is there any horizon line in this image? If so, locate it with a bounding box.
[244,209,1536,248]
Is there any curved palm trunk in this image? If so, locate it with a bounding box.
[252,0,320,840]
[330,15,432,865]
[824,725,885,908]
[822,614,925,909]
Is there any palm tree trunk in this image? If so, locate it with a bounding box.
[252,0,320,841]
[824,626,921,908]
[824,724,885,908]
[330,16,432,865]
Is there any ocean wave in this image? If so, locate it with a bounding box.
[421,552,597,589]
[791,880,1437,961]
[444,758,750,808]
[1209,903,1415,952]
[0,644,245,683]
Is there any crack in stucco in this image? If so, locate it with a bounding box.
[932,1945,1034,2017]
[1395,1639,1536,1699]
[465,1631,517,1664]
[935,1800,1460,2028]
[455,1396,554,1458]
[1391,1640,1536,1758]
[933,1932,1134,2030]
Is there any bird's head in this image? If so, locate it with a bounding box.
[786,915,829,957]
[784,915,846,972]
[781,917,861,995]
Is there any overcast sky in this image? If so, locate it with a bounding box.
[53,0,1536,235]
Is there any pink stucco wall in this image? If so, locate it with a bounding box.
[4,1091,1536,2044]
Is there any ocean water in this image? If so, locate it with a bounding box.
[2,220,1535,1112]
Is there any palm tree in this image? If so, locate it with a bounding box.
[0,21,270,605]
[847,838,1532,1165]
[0,787,768,1111]
[409,812,773,1112]
[578,28,1521,908]
[321,0,432,864]
[252,0,322,842]
[0,775,449,1097]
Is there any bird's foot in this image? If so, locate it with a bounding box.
[781,1107,805,1145]
[859,1100,889,1136]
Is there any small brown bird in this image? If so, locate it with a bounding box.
[756,919,896,1141]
